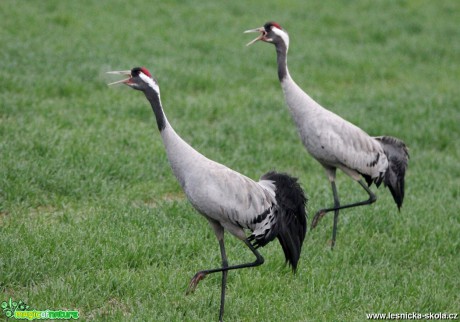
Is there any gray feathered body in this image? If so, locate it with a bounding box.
[262,24,409,209]
[162,124,273,234]
[154,92,307,269]
[115,67,307,322]
[282,78,387,179]
[281,73,409,208]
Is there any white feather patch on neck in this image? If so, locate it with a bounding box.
[272,27,289,49]
[139,72,160,96]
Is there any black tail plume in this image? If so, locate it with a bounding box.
[260,171,308,271]
[375,136,409,209]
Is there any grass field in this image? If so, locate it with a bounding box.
[1,0,459,321]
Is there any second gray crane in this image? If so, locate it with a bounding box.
[245,22,409,248]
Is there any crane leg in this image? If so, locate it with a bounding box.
[331,181,340,250]
[312,180,376,234]
[186,239,264,296]
[218,239,228,322]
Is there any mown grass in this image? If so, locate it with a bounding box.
[1,0,459,321]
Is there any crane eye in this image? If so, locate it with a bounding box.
[264,21,282,32]
[131,67,143,77]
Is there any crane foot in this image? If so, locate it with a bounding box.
[186,271,207,295]
[311,209,326,229]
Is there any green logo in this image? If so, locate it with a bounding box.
[1,298,30,318]
[1,298,79,320]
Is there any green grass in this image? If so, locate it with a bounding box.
[1,0,459,321]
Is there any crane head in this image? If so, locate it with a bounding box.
[107,67,160,94]
[244,21,289,48]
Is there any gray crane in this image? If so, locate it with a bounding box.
[245,22,409,248]
[108,67,308,321]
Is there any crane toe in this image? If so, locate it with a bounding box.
[186,271,207,295]
[311,209,327,229]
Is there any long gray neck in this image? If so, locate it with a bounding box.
[142,86,206,189]
[275,41,289,82]
[144,88,166,131]
[273,40,325,133]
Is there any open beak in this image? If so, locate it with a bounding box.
[244,27,266,46]
[107,70,132,86]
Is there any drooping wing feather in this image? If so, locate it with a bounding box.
[374,136,409,208]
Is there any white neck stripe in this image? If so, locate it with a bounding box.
[272,27,289,49]
[139,72,160,96]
